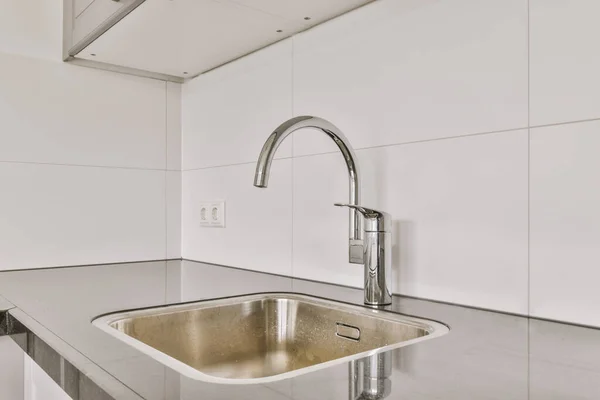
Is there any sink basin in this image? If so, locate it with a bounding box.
[93,293,448,384]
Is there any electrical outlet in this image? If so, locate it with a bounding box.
[199,203,211,226]
[209,202,225,227]
[199,201,225,227]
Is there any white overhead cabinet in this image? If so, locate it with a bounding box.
[65,0,142,58]
[63,0,373,82]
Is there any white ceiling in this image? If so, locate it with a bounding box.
[78,0,373,79]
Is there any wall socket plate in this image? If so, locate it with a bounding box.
[199,201,225,227]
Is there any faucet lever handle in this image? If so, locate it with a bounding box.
[334,203,391,233]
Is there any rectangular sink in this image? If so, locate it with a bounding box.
[93,293,448,384]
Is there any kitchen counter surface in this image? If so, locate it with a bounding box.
[0,259,599,399]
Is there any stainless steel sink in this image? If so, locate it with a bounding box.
[93,293,448,384]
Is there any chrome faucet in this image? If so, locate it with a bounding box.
[253,116,363,263]
[253,116,392,306]
[335,204,392,306]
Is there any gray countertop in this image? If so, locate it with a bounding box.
[0,259,598,399]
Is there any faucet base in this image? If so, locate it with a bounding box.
[363,231,392,307]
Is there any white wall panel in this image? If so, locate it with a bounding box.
[0,338,24,400]
[0,163,166,270]
[293,0,528,156]
[530,121,600,326]
[167,171,182,259]
[182,40,292,170]
[0,0,181,395]
[0,52,167,170]
[175,0,599,326]
[530,0,600,125]
[167,82,182,171]
[182,160,292,276]
[180,0,530,316]
[0,0,62,61]
[293,131,529,313]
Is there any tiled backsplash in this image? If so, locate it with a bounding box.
[182,0,600,327]
[530,122,600,326]
[0,1,182,270]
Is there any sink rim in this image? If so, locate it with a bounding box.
[92,292,450,385]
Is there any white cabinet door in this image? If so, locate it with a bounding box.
[67,0,138,56]
[74,0,95,17]
[0,338,24,400]
[24,355,71,400]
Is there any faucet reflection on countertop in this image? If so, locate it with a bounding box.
[350,351,393,400]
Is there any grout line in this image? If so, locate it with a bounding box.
[165,81,169,172]
[181,129,524,171]
[291,159,295,292]
[527,2,531,130]
[0,160,165,172]
[165,82,169,263]
[291,36,295,291]
[182,116,600,172]
[182,158,286,172]
[527,9,531,319]
[527,1,531,398]
[182,126,528,172]
[529,116,600,130]
[527,133,531,396]
[296,126,531,158]
[164,258,168,304]
[165,170,169,264]
[527,2,531,312]
[182,115,600,172]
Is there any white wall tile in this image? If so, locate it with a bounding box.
[530,0,600,126]
[166,171,182,259]
[0,52,167,170]
[166,81,182,259]
[182,160,292,276]
[0,163,166,270]
[0,0,62,61]
[167,82,182,171]
[293,0,528,156]
[293,131,528,313]
[181,39,293,170]
[530,121,600,326]
[0,338,24,400]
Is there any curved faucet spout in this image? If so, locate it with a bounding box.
[253,116,363,263]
